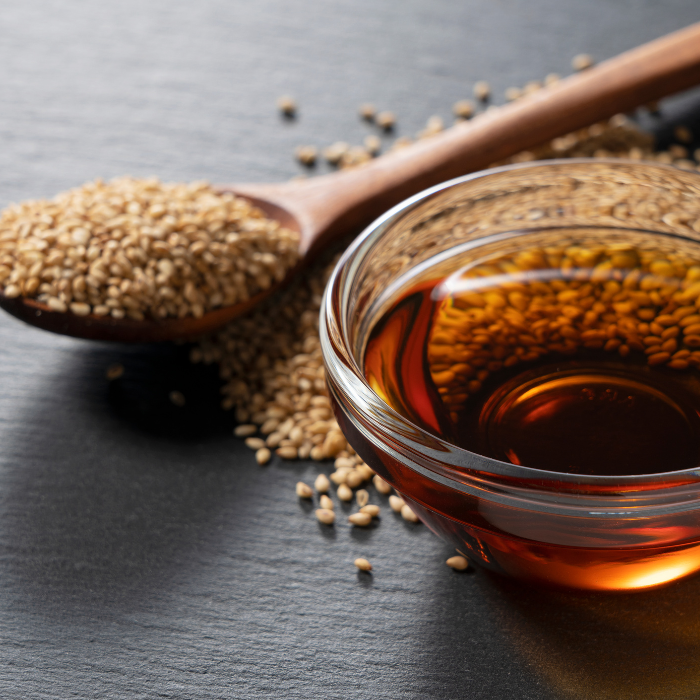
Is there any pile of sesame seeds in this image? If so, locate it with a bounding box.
[0,177,300,320]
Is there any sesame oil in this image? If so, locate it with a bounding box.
[358,245,700,589]
[364,278,700,477]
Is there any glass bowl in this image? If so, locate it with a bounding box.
[320,159,700,592]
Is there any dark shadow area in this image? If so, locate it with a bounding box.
[104,342,233,440]
[479,570,700,700]
[639,85,700,152]
[0,340,251,616]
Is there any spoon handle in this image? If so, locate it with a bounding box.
[234,21,700,255]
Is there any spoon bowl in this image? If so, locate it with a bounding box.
[2,21,700,342]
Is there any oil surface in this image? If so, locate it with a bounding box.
[364,243,700,476]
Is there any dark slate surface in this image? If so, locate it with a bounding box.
[1,2,700,698]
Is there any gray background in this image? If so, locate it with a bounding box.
[1,1,700,698]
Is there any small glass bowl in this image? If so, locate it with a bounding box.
[321,160,700,592]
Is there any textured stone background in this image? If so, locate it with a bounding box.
[1,2,700,698]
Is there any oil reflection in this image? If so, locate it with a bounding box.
[481,570,700,700]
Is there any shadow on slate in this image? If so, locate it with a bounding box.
[637,87,700,153]
[104,342,232,440]
[0,340,246,617]
[475,569,700,700]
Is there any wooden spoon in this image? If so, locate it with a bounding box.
[3,22,700,342]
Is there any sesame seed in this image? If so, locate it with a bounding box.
[674,126,693,144]
[373,475,392,495]
[169,390,185,407]
[572,53,594,71]
[360,504,380,517]
[452,100,474,119]
[388,495,405,512]
[234,424,258,438]
[359,103,376,121]
[375,111,396,130]
[255,448,271,465]
[355,489,369,507]
[277,95,297,116]
[446,555,469,571]
[314,473,331,493]
[319,494,334,510]
[504,87,522,102]
[354,558,372,571]
[105,363,124,380]
[295,146,318,166]
[322,141,349,165]
[473,80,490,101]
[401,504,420,523]
[296,481,313,498]
[363,135,381,156]
[345,469,364,489]
[277,445,298,459]
[348,512,372,526]
[316,508,335,525]
[337,483,353,502]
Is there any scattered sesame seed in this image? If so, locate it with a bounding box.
[320,494,334,510]
[572,53,594,71]
[544,73,560,86]
[473,80,490,101]
[356,489,369,507]
[401,504,420,523]
[452,99,474,119]
[360,504,380,517]
[316,508,335,525]
[373,475,392,495]
[277,445,298,459]
[359,103,376,121]
[314,473,331,493]
[354,558,372,571]
[105,363,124,380]
[523,80,542,95]
[277,95,296,117]
[375,111,396,130]
[331,468,350,485]
[363,134,381,156]
[337,483,353,502]
[335,456,355,470]
[669,144,688,159]
[417,115,444,139]
[323,141,349,165]
[234,424,258,438]
[390,136,412,151]
[255,447,271,465]
[348,512,372,527]
[169,390,185,407]
[388,495,405,512]
[295,145,318,166]
[245,437,266,450]
[504,86,522,102]
[345,469,364,489]
[446,555,470,571]
[296,481,313,498]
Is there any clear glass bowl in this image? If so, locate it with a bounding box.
[320,160,700,591]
